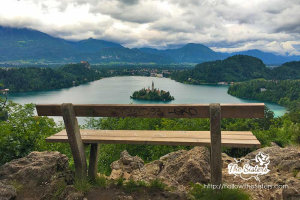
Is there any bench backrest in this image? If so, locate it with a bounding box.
[36,103,265,118]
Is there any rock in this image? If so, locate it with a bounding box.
[223,145,300,200]
[110,145,300,200]
[1,145,298,200]
[245,145,300,173]
[0,182,17,200]
[155,146,210,186]
[115,195,134,200]
[65,192,84,200]
[222,153,234,164]
[296,171,300,179]
[112,147,210,189]
[110,169,123,180]
[270,142,279,147]
[141,160,162,176]
[0,151,74,200]
[0,151,70,186]
[109,150,144,179]
[282,187,300,200]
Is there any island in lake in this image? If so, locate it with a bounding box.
[130,81,174,101]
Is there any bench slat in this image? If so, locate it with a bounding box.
[36,103,265,118]
[46,129,261,148]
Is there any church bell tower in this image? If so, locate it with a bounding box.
[151,81,154,91]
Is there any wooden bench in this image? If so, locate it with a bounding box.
[36,103,264,186]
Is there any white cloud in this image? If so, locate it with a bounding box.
[0,0,299,55]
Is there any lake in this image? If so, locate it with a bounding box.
[9,76,286,123]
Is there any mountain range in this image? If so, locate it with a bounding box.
[0,26,299,65]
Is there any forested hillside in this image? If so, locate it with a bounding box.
[272,61,300,80]
[0,62,102,92]
[171,56,300,84]
[228,79,300,112]
[171,55,271,84]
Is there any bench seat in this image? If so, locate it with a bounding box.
[46,129,261,148]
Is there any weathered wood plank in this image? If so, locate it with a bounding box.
[36,103,265,118]
[45,129,261,148]
[47,135,258,142]
[210,103,222,187]
[88,144,99,181]
[51,130,257,139]
[55,129,253,136]
[47,137,260,148]
[61,103,87,179]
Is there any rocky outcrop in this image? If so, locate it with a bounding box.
[223,145,300,200]
[110,145,300,200]
[110,147,210,189]
[1,145,299,200]
[110,150,144,180]
[0,151,71,185]
[0,181,16,200]
[0,151,82,200]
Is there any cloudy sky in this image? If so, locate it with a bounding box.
[0,0,299,55]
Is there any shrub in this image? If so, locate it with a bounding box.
[0,101,70,165]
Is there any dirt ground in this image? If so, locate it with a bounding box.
[86,186,188,200]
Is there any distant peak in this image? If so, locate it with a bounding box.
[185,43,202,46]
[244,49,262,53]
[182,43,209,49]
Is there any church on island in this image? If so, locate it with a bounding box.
[130,81,174,101]
[147,81,159,93]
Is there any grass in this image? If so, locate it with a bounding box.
[74,175,109,193]
[123,179,147,193]
[149,179,168,191]
[72,175,252,200]
[74,178,92,194]
[122,178,167,193]
[188,184,251,200]
[68,176,252,199]
[116,177,124,187]
[293,169,300,178]
[93,176,107,188]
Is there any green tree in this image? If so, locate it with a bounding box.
[0,100,70,165]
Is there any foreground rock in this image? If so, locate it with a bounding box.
[0,145,299,200]
[0,182,16,200]
[0,151,81,200]
[110,147,210,190]
[110,145,300,200]
[223,145,300,200]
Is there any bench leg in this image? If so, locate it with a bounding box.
[88,143,100,181]
[209,103,222,188]
[61,103,87,180]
